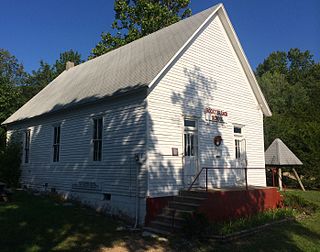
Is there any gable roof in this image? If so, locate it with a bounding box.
[3,3,271,125]
[265,138,303,166]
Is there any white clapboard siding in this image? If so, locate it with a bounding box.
[7,93,147,200]
[147,13,266,197]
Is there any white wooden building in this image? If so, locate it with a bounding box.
[3,4,271,224]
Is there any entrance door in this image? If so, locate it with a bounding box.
[183,118,198,186]
[234,126,247,168]
[235,134,247,186]
[235,137,247,167]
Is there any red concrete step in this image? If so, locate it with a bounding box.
[173,195,207,204]
[143,226,171,236]
[168,201,200,211]
[162,207,193,218]
[149,220,182,232]
[155,214,186,226]
[179,190,209,199]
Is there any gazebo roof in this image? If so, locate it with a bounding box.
[265,138,303,166]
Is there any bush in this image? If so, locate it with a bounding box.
[0,142,22,187]
[282,193,318,214]
[213,208,294,235]
[181,212,210,239]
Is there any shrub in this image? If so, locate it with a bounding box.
[0,142,22,187]
[282,193,318,214]
[181,212,210,239]
[213,208,294,235]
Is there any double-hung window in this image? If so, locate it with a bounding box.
[234,126,243,159]
[24,130,30,163]
[93,117,103,161]
[53,126,61,162]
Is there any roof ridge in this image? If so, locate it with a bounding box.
[3,4,220,124]
[63,4,222,74]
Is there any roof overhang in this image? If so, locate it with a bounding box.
[148,3,272,117]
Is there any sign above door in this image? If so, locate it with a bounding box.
[204,107,228,123]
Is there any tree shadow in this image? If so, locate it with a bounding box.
[5,63,270,251]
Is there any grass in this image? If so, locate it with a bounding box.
[1,189,320,251]
[213,208,294,235]
[183,189,320,252]
[0,191,165,252]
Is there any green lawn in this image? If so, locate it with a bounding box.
[1,190,320,252]
[0,191,164,252]
[198,190,320,252]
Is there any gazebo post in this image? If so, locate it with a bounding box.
[292,168,306,191]
[278,167,283,191]
[272,168,275,187]
[265,138,303,192]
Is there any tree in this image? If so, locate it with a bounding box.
[257,48,320,188]
[53,49,82,77]
[90,0,191,58]
[22,60,55,101]
[0,49,26,150]
[24,50,83,101]
[256,51,288,77]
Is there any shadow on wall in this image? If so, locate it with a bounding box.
[170,65,267,217]
[7,65,267,225]
[170,65,249,189]
[8,85,180,223]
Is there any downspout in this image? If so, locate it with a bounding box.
[133,159,139,229]
[133,98,148,229]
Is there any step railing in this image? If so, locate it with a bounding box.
[188,166,267,191]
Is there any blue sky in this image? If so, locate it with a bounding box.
[1,0,319,73]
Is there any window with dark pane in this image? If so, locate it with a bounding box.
[235,139,240,159]
[24,130,30,163]
[184,119,196,127]
[184,133,195,157]
[93,117,103,161]
[53,126,60,162]
[184,119,197,157]
[234,127,242,134]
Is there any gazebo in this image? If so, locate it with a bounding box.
[265,138,305,191]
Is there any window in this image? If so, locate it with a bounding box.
[184,133,195,156]
[235,139,241,159]
[184,118,197,157]
[234,127,242,134]
[93,117,103,161]
[53,126,60,162]
[184,119,196,128]
[24,130,30,163]
[234,125,244,159]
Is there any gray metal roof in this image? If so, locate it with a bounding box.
[265,138,303,166]
[3,5,219,125]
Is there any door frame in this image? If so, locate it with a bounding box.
[182,116,200,187]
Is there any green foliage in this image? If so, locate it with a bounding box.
[0,142,22,187]
[90,0,191,58]
[53,49,83,77]
[181,212,211,239]
[24,50,83,101]
[213,208,294,235]
[0,49,26,86]
[22,60,55,102]
[282,192,318,215]
[0,49,83,151]
[257,48,320,188]
[0,49,27,150]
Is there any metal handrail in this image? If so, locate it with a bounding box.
[188,166,267,191]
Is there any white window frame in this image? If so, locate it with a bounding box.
[233,124,245,160]
[92,116,103,161]
[52,124,61,162]
[183,116,198,157]
[24,129,31,164]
